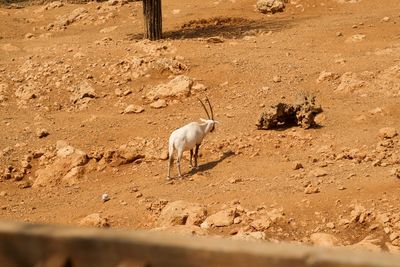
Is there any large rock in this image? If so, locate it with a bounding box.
[310,233,341,247]
[34,143,89,187]
[146,75,193,100]
[256,0,285,14]
[201,208,237,229]
[157,200,207,227]
[79,213,109,228]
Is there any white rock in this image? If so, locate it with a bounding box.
[102,193,110,202]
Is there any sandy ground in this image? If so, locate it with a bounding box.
[0,0,400,251]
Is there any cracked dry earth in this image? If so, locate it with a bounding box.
[1,0,400,253]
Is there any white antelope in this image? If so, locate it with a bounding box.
[167,97,217,180]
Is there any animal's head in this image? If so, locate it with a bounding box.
[198,96,217,132]
[200,118,219,133]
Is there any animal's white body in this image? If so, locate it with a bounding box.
[167,119,216,179]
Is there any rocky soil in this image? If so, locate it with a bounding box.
[1,0,400,253]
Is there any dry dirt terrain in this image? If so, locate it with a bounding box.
[1,0,400,252]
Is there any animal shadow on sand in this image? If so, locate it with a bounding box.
[188,149,235,176]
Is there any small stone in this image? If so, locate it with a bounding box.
[326,222,335,229]
[310,168,328,177]
[102,193,110,202]
[114,88,123,97]
[17,180,32,189]
[36,129,49,138]
[390,232,400,242]
[159,150,169,160]
[378,127,397,139]
[25,33,34,39]
[390,168,400,178]
[272,75,281,83]
[346,34,366,43]
[336,32,343,37]
[229,178,243,184]
[250,217,271,231]
[369,107,383,115]
[0,191,7,197]
[123,105,144,114]
[293,161,303,170]
[381,17,390,22]
[150,99,167,109]
[304,184,320,194]
[136,192,143,198]
[233,217,242,224]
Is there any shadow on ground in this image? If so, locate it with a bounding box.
[127,16,295,40]
[189,150,235,175]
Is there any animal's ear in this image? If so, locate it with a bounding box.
[200,118,207,122]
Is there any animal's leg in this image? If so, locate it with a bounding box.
[194,144,200,168]
[189,149,193,168]
[167,143,174,180]
[167,155,173,180]
[177,148,183,178]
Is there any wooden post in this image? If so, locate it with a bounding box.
[143,0,162,40]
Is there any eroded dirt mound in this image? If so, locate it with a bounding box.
[256,94,323,129]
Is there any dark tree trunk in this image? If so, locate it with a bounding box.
[143,0,162,40]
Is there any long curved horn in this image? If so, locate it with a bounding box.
[197,97,210,119]
[205,96,214,120]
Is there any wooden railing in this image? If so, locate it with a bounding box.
[0,221,399,267]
